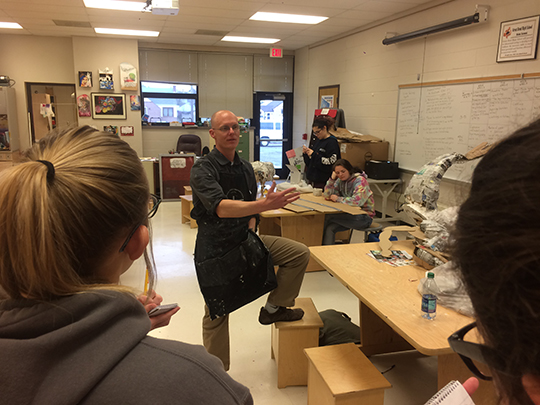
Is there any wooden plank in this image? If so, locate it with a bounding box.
[300,194,368,215]
[399,72,540,88]
[283,204,312,213]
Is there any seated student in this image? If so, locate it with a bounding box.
[0,126,253,405]
[322,159,376,245]
[446,118,540,405]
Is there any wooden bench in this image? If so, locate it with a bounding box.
[271,297,323,388]
[304,343,391,405]
[180,194,197,228]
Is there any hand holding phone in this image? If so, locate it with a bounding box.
[148,303,179,317]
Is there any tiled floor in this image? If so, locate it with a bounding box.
[120,201,438,404]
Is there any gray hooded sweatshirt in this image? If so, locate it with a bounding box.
[0,289,253,405]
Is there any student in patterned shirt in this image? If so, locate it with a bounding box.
[322,159,376,245]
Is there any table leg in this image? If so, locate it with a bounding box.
[371,183,400,220]
[438,353,496,405]
[359,302,413,356]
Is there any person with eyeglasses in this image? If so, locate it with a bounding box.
[302,115,341,189]
[190,110,310,371]
[438,118,540,404]
[0,126,253,404]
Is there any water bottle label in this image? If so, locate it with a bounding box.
[421,294,437,313]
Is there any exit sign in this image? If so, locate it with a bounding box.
[270,47,283,58]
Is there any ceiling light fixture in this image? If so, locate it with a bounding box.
[94,28,159,37]
[0,22,23,29]
[221,36,280,44]
[250,12,328,24]
[84,0,148,12]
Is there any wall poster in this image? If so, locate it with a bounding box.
[497,15,540,62]
[91,93,126,119]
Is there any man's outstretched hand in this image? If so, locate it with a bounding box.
[263,181,300,210]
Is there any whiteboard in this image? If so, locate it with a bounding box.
[394,75,540,180]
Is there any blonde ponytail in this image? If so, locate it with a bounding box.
[0,126,156,299]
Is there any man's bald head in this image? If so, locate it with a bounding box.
[211,110,237,129]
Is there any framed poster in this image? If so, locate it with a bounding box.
[318,85,340,109]
[99,69,114,90]
[91,93,126,119]
[103,125,119,136]
[497,15,540,62]
[77,94,91,117]
[120,62,138,90]
[130,95,141,110]
[78,71,92,88]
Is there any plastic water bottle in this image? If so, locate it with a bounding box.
[421,272,440,320]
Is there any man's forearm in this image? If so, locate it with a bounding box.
[216,199,269,218]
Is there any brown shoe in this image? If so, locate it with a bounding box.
[259,306,305,325]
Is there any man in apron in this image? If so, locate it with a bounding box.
[190,110,309,371]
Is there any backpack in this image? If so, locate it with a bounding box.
[318,309,361,346]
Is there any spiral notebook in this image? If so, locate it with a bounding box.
[424,380,476,405]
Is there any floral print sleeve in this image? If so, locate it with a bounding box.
[336,176,376,217]
[323,177,339,198]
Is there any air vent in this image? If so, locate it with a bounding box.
[195,29,229,36]
[53,20,92,28]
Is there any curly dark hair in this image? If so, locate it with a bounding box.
[312,115,335,131]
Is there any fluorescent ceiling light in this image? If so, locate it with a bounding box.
[95,28,159,37]
[84,0,148,12]
[0,22,23,29]
[250,12,328,24]
[222,36,279,44]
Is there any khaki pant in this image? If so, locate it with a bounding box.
[202,235,309,370]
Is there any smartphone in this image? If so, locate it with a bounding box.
[148,303,179,317]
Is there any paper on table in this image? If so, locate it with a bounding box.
[424,380,475,405]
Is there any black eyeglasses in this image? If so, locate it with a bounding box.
[119,194,161,253]
[448,321,506,381]
[313,129,322,135]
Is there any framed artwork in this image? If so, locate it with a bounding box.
[103,125,119,136]
[497,15,540,62]
[91,93,126,119]
[77,94,91,117]
[318,85,340,109]
[79,71,92,88]
[120,126,134,136]
[120,62,138,90]
[99,69,114,90]
[130,95,141,111]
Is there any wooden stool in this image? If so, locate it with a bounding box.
[271,297,323,388]
[180,195,197,228]
[304,343,391,405]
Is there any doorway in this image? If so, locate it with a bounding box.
[253,92,293,179]
[25,83,77,143]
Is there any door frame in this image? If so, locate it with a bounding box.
[253,92,293,179]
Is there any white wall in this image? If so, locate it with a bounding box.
[0,35,75,150]
[294,0,540,214]
[72,37,143,155]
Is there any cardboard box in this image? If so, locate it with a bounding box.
[338,141,389,171]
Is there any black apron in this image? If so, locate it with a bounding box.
[194,158,277,319]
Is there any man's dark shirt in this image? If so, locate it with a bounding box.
[190,148,257,262]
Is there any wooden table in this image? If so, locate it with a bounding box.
[309,240,495,405]
[259,194,367,272]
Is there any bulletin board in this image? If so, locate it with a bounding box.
[318,84,340,109]
[159,154,195,200]
[394,72,540,180]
